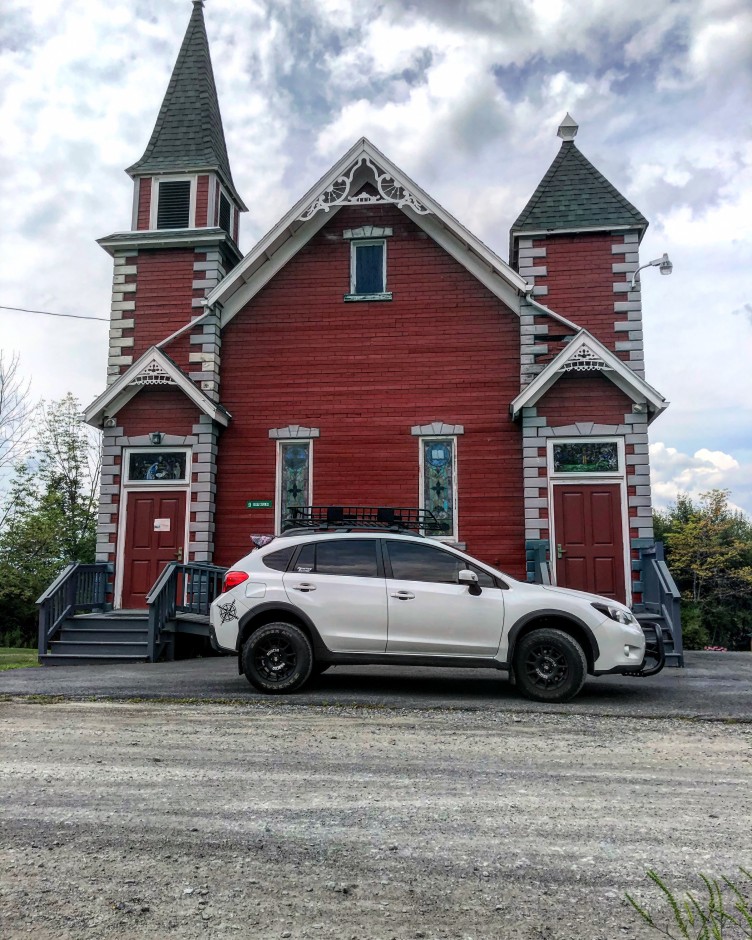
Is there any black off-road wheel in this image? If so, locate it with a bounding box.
[242,622,313,694]
[512,628,587,703]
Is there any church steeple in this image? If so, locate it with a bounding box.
[127,0,246,211]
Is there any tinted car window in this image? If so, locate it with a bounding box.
[292,543,315,573]
[387,541,497,587]
[387,542,463,584]
[262,546,296,572]
[314,539,379,578]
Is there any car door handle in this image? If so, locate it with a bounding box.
[292,583,316,592]
[390,591,415,600]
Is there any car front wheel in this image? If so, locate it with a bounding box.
[242,622,313,694]
[512,628,587,703]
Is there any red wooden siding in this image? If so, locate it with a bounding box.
[196,175,209,227]
[537,371,631,426]
[117,387,200,437]
[128,250,195,366]
[533,233,620,353]
[214,204,525,575]
[136,178,151,230]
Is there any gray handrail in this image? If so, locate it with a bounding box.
[146,562,228,661]
[36,563,78,605]
[37,562,111,656]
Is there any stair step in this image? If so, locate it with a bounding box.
[48,641,149,656]
[62,617,148,632]
[40,653,148,667]
[60,628,149,643]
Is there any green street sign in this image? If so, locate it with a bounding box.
[247,499,273,509]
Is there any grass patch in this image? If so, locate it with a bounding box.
[0,648,40,671]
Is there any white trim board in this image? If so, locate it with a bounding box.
[84,347,231,429]
[208,137,528,326]
[510,330,668,420]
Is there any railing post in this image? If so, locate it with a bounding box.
[38,602,48,657]
[147,602,159,663]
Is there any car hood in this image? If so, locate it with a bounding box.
[539,583,629,611]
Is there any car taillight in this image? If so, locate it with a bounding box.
[223,570,249,592]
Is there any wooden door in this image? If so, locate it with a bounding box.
[121,491,187,608]
[552,483,626,602]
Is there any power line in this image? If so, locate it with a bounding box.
[0,304,109,323]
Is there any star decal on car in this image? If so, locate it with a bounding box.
[217,600,238,624]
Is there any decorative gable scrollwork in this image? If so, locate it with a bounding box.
[298,155,430,220]
[130,360,176,386]
[562,344,607,373]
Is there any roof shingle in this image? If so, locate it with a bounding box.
[511,141,647,235]
[126,0,245,209]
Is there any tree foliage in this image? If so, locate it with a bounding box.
[655,490,752,650]
[0,351,34,477]
[0,394,100,647]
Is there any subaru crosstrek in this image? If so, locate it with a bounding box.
[210,525,663,702]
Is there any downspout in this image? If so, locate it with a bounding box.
[156,299,215,350]
[522,287,581,334]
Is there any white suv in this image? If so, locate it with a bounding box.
[210,525,662,703]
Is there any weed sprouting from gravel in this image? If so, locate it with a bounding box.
[626,868,752,938]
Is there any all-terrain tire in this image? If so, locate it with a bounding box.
[242,622,313,694]
[512,628,587,703]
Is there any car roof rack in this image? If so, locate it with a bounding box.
[280,506,448,535]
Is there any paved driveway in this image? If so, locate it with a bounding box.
[2,651,750,720]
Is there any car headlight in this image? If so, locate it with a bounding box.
[591,602,636,625]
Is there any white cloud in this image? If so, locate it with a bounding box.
[650,442,751,516]
[0,0,749,514]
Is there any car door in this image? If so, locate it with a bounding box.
[282,538,388,652]
[384,540,505,656]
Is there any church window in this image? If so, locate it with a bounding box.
[155,179,192,229]
[277,441,312,532]
[218,191,232,235]
[345,240,391,300]
[419,437,457,538]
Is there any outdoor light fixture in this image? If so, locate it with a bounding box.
[630,252,673,289]
[149,431,164,445]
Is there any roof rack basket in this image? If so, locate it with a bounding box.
[281,506,448,534]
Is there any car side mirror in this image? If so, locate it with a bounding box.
[458,569,482,595]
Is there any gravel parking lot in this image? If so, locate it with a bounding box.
[1,696,751,940]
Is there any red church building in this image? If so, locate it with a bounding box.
[39,1,682,665]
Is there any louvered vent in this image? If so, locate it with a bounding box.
[156,180,191,229]
[219,192,231,235]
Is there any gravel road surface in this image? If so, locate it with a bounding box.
[2,651,751,721]
[1,700,750,940]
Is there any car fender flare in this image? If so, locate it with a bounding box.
[236,602,329,657]
[505,609,600,668]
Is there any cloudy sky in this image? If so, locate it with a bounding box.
[1,0,751,514]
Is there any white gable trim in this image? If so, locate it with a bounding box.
[84,347,231,429]
[510,331,668,420]
[208,138,528,325]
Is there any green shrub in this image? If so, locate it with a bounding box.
[681,603,710,650]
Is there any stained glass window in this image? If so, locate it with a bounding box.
[422,438,455,537]
[128,451,187,482]
[552,441,619,473]
[279,442,310,525]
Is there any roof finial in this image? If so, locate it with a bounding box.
[557,113,578,142]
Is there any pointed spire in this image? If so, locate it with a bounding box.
[511,120,647,235]
[126,0,246,210]
[557,112,578,141]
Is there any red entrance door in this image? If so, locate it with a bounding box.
[121,491,187,608]
[552,483,626,602]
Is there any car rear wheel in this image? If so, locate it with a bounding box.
[242,622,313,694]
[513,628,587,703]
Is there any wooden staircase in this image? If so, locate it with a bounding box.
[40,610,150,666]
[37,562,226,666]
